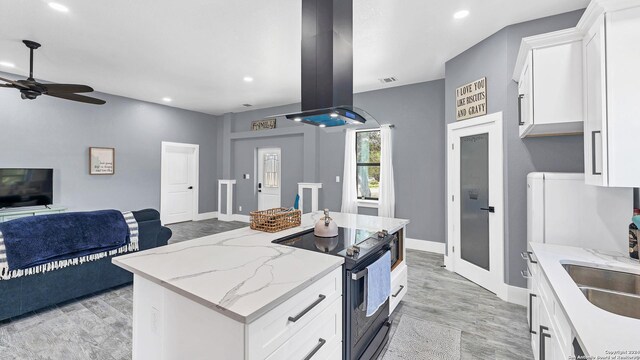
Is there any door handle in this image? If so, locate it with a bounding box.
[517,94,525,126]
[539,325,551,360]
[528,293,537,334]
[188,186,193,190]
[480,206,495,213]
[258,182,262,193]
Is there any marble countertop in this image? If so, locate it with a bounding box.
[530,243,640,356]
[113,211,409,324]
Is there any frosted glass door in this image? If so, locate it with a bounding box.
[460,133,490,271]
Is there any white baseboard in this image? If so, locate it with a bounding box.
[504,284,528,307]
[405,238,445,254]
[194,212,218,221]
[233,214,250,222]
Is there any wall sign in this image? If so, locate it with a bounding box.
[456,77,487,121]
[89,147,115,175]
[251,119,277,131]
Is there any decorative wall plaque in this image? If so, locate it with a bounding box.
[456,77,487,121]
[251,119,277,131]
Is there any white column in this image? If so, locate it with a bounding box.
[297,183,323,213]
[218,179,237,222]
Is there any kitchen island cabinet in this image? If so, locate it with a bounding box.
[113,211,409,360]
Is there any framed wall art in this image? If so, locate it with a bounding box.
[89,147,115,175]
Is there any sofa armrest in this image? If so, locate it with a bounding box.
[158,227,172,247]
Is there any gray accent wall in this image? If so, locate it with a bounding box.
[218,80,446,242]
[0,74,219,214]
[445,10,585,287]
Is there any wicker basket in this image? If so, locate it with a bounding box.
[250,208,302,233]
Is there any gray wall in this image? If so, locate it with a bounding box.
[0,72,219,213]
[219,80,446,242]
[444,10,585,287]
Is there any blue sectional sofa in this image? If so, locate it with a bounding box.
[0,208,171,321]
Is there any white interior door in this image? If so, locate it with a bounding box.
[447,113,504,296]
[161,142,199,225]
[257,147,281,210]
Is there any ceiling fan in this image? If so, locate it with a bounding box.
[0,40,106,105]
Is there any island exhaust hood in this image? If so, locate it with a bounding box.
[278,0,376,128]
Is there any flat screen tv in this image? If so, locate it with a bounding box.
[0,169,53,209]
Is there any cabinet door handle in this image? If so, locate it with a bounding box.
[539,325,551,360]
[521,270,531,279]
[288,294,326,322]
[392,285,405,298]
[303,338,326,360]
[525,251,537,264]
[518,94,525,126]
[528,294,537,334]
[591,131,602,175]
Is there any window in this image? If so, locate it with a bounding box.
[356,130,381,200]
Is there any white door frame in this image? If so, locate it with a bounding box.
[160,141,200,225]
[446,112,506,300]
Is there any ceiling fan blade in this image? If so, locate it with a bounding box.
[0,76,28,89]
[44,83,94,94]
[46,92,106,105]
[0,84,14,88]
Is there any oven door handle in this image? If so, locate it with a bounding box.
[352,268,369,312]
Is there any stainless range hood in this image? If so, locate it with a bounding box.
[277,0,377,128]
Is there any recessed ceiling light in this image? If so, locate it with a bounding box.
[0,61,15,68]
[453,10,469,19]
[330,113,339,118]
[48,2,69,12]
[294,117,302,122]
[243,76,254,82]
[319,124,327,128]
[162,97,172,102]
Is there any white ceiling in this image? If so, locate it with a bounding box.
[0,0,588,115]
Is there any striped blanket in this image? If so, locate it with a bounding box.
[0,210,138,280]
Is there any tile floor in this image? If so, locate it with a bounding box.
[0,220,532,360]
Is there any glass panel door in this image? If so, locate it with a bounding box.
[459,133,490,271]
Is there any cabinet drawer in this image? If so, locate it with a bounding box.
[247,266,342,359]
[265,296,342,360]
[390,263,407,314]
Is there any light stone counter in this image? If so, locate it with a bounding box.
[531,243,640,357]
[113,211,409,324]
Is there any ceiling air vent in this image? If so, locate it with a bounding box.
[242,103,253,107]
[378,77,397,84]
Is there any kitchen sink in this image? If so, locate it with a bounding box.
[562,264,640,295]
[579,287,640,320]
[562,264,640,319]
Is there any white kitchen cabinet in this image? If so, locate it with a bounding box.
[513,29,584,138]
[580,1,640,187]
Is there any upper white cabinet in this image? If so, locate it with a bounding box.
[579,0,640,187]
[513,29,584,138]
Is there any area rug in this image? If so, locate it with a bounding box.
[382,315,462,360]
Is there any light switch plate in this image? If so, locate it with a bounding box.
[336,176,340,183]
[239,206,242,212]
[243,174,250,179]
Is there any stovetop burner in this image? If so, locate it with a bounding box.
[273,227,391,266]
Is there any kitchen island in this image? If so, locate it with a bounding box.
[113,211,409,360]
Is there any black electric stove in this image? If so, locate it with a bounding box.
[273,227,389,267]
[273,227,395,360]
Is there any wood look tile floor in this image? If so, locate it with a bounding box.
[0,221,532,360]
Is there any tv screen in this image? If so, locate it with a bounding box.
[0,169,53,209]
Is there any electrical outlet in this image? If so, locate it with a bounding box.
[239,206,242,212]
[336,176,340,183]
[244,174,250,179]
